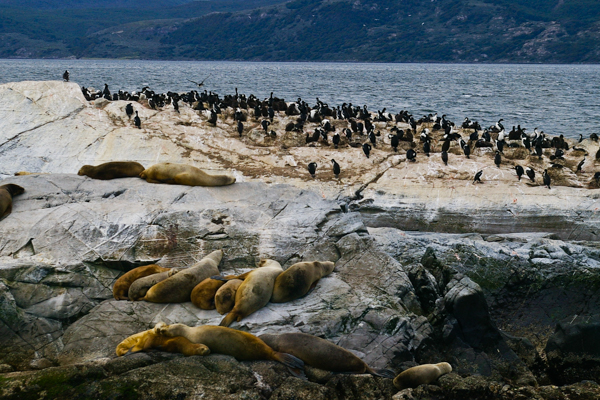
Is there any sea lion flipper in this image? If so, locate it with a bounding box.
[274,352,306,379]
[220,312,238,327]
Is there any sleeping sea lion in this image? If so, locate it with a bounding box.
[393,362,452,390]
[128,270,173,301]
[139,163,235,187]
[144,250,223,303]
[116,329,209,357]
[78,161,145,180]
[219,259,283,327]
[154,322,304,377]
[259,332,395,378]
[270,261,335,303]
[112,264,170,300]
[215,278,243,315]
[190,276,236,310]
[0,184,25,220]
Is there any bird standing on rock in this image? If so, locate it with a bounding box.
[494,151,501,168]
[390,134,399,152]
[441,151,448,166]
[406,149,416,162]
[62,70,69,82]
[331,159,340,177]
[125,103,134,119]
[543,169,551,189]
[526,167,535,182]
[333,133,340,149]
[134,111,141,129]
[515,165,524,181]
[474,170,483,183]
[362,143,372,158]
[576,157,585,173]
[423,140,430,157]
[308,162,317,178]
[237,121,243,137]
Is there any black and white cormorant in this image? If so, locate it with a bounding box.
[331,159,340,177]
[474,170,483,183]
[308,162,317,178]
[362,143,372,158]
[515,165,524,181]
[494,150,501,168]
[543,169,551,189]
[134,111,141,129]
[406,149,416,162]
[526,167,535,182]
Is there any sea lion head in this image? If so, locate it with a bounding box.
[77,165,93,176]
[1,184,25,197]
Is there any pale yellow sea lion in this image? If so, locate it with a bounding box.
[139,163,235,186]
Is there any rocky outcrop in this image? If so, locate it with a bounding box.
[2,81,600,398]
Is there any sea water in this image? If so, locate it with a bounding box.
[1,59,598,140]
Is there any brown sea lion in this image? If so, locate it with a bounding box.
[144,250,223,303]
[112,264,170,300]
[116,329,209,357]
[0,184,25,220]
[78,161,145,180]
[154,322,304,377]
[190,275,236,310]
[128,270,173,301]
[219,259,283,327]
[393,363,452,390]
[215,278,243,315]
[270,261,335,303]
[259,332,395,378]
[139,163,235,187]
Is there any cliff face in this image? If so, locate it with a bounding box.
[1,81,600,399]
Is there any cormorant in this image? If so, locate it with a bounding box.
[308,162,317,178]
[331,159,340,177]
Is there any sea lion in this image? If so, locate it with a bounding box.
[144,250,223,303]
[128,270,174,301]
[270,261,335,303]
[215,278,243,315]
[219,259,283,327]
[78,161,145,180]
[393,362,452,390]
[112,264,170,300]
[139,163,235,187]
[116,329,209,357]
[154,322,304,377]
[190,275,236,310]
[259,332,395,378]
[0,184,25,220]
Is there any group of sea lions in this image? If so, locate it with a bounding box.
[77,161,236,186]
[112,252,335,324]
[113,250,452,390]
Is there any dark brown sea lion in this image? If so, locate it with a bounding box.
[0,184,25,220]
[259,332,395,378]
[78,161,145,180]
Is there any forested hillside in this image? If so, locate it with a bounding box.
[2,0,600,62]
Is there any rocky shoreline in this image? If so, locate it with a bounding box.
[1,81,600,399]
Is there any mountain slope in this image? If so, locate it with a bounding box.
[2,0,600,62]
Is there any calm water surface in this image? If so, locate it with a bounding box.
[1,59,599,140]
